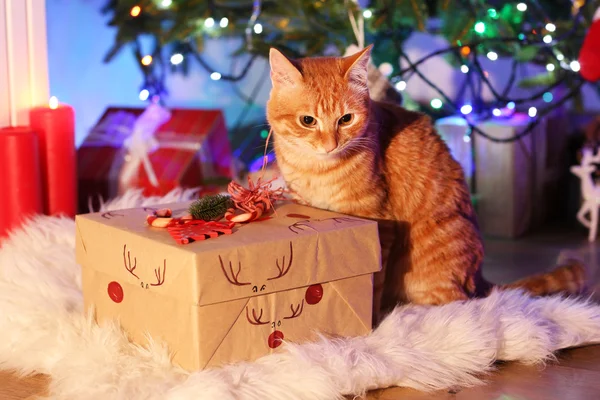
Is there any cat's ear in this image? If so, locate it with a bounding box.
[269,48,303,87]
[342,44,372,86]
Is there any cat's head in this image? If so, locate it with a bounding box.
[266,46,373,159]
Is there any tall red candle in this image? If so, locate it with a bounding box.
[0,127,43,240]
[29,97,76,217]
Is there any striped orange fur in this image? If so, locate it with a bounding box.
[266,46,587,323]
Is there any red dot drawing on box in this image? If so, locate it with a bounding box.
[108,281,124,303]
[268,330,285,349]
[305,284,323,305]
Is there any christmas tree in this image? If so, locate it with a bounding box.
[102,0,599,146]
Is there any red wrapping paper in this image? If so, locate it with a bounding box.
[0,127,43,240]
[29,103,76,217]
[77,107,232,213]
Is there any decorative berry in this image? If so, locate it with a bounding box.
[268,330,284,349]
[108,281,124,303]
[305,284,323,305]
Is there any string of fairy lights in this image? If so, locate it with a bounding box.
[120,0,595,146]
[128,0,262,104]
[383,1,590,143]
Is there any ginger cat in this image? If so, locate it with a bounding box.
[266,46,586,323]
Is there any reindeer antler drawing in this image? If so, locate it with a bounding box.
[246,307,270,325]
[123,244,139,279]
[267,242,294,281]
[288,220,316,234]
[219,256,251,286]
[283,300,304,320]
[288,217,359,234]
[150,260,166,286]
[330,217,359,224]
[102,211,124,219]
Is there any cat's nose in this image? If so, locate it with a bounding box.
[323,139,338,153]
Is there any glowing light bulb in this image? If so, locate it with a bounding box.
[487,51,498,61]
[517,3,527,12]
[460,104,473,115]
[430,98,443,109]
[518,33,525,40]
[570,60,581,72]
[378,62,393,76]
[543,92,553,103]
[507,101,516,109]
[139,89,150,101]
[141,55,153,66]
[363,9,373,18]
[487,8,497,18]
[253,23,263,34]
[545,23,556,32]
[492,108,502,117]
[160,0,172,7]
[546,63,555,72]
[130,6,141,17]
[556,53,564,61]
[220,17,229,28]
[210,72,222,80]
[204,18,215,28]
[543,35,552,44]
[528,107,537,118]
[395,80,407,91]
[48,96,59,109]
[474,22,486,34]
[463,135,471,143]
[460,65,469,73]
[170,53,184,65]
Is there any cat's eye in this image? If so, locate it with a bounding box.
[338,114,353,125]
[300,116,317,127]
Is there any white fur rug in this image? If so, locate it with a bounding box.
[1,189,600,400]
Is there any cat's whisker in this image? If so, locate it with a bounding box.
[343,138,377,152]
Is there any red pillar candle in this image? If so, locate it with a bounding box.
[0,127,43,240]
[29,97,76,217]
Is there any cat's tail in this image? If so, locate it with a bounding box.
[492,251,588,296]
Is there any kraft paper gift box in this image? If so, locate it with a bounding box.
[77,106,232,213]
[75,201,381,370]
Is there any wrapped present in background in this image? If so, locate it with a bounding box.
[436,111,571,238]
[77,105,232,213]
[75,201,380,370]
[475,113,565,238]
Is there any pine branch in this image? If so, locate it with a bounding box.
[189,194,234,221]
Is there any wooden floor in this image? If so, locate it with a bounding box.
[3,224,600,399]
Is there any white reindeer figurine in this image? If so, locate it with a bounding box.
[571,147,600,241]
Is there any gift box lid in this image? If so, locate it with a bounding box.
[76,202,381,307]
